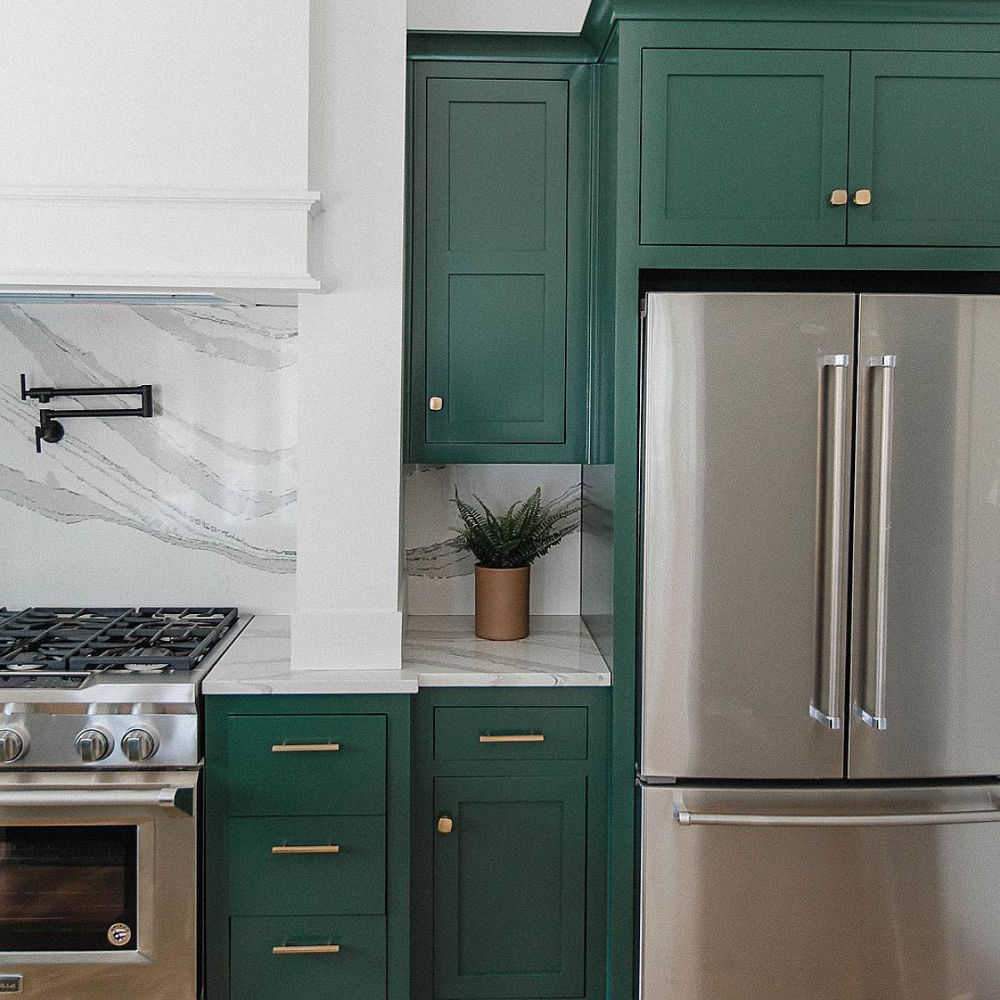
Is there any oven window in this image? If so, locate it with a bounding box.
[0,826,138,952]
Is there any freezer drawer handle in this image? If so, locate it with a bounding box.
[673,803,1000,828]
[856,355,896,731]
[810,353,851,731]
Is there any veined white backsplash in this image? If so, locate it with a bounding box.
[404,464,582,615]
[0,304,296,612]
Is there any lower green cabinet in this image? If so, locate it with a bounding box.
[205,695,411,1000]
[230,915,386,1000]
[433,776,587,998]
[412,689,609,1000]
[207,689,607,1000]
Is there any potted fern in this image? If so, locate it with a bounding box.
[452,487,579,640]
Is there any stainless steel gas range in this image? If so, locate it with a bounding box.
[0,607,247,1000]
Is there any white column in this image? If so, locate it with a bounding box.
[293,0,406,668]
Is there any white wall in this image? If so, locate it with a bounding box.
[407,0,590,35]
[0,0,309,189]
[293,0,407,668]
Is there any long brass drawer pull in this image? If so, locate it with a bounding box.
[479,734,545,743]
[271,844,341,855]
[271,742,341,753]
[272,944,341,955]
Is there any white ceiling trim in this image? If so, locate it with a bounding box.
[406,0,591,35]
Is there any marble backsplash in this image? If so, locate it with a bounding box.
[404,464,583,615]
[1,303,296,612]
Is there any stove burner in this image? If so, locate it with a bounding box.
[0,607,237,673]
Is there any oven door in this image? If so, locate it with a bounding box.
[0,770,198,1000]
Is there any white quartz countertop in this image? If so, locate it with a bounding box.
[202,614,611,695]
[402,615,610,687]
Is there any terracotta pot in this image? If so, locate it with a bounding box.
[474,565,530,640]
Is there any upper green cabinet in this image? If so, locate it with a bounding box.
[408,62,591,463]
[848,51,1000,246]
[640,47,1000,248]
[640,49,850,245]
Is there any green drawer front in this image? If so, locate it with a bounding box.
[434,706,588,761]
[230,915,385,1000]
[228,816,386,915]
[226,715,386,816]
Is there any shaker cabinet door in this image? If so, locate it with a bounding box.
[410,69,590,461]
[640,49,851,245]
[848,52,1000,246]
[432,776,587,999]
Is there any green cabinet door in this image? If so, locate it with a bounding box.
[425,77,568,446]
[409,62,591,463]
[433,775,587,999]
[848,51,1000,246]
[640,49,850,245]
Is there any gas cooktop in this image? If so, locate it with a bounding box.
[0,607,238,674]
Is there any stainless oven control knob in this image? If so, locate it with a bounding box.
[75,729,111,763]
[122,728,158,762]
[0,729,25,763]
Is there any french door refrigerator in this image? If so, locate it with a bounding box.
[639,292,1000,1000]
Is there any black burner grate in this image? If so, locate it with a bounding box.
[0,607,238,672]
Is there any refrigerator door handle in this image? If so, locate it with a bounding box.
[673,797,1000,828]
[856,354,896,731]
[810,353,850,731]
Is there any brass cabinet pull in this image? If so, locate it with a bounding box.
[437,815,454,834]
[272,944,341,955]
[478,733,546,743]
[271,843,341,855]
[829,189,848,206]
[853,188,872,206]
[429,396,444,411]
[271,743,341,753]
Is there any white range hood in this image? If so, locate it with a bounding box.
[0,0,318,299]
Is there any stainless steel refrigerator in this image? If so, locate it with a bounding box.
[639,292,1000,1000]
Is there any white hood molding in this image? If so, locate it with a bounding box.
[0,186,320,295]
[0,0,316,298]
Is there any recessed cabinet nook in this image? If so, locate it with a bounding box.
[208,2,1000,999]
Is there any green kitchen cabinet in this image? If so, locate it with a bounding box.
[433,775,587,999]
[848,50,1000,246]
[205,695,411,1000]
[640,48,851,246]
[411,688,609,1000]
[640,45,1000,249]
[407,62,591,462]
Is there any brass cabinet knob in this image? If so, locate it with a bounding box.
[830,189,848,206]
[429,396,444,411]
[853,189,872,206]
[437,814,454,834]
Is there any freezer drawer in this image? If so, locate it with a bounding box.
[640,783,1000,1000]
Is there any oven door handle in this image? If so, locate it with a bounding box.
[0,785,193,814]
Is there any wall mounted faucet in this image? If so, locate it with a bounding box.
[20,375,154,453]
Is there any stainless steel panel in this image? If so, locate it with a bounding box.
[640,292,855,779]
[851,295,1000,778]
[640,783,1000,1000]
[0,771,198,999]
